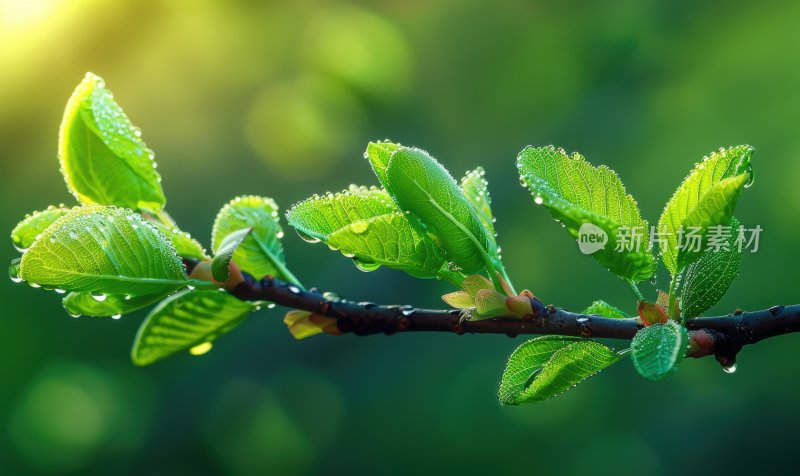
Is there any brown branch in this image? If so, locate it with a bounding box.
[213,264,800,368]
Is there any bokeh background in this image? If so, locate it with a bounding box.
[2,0,800,474]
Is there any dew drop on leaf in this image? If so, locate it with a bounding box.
[111,314,122,320]
[189,342,213,356]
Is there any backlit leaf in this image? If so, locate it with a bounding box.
[499,336,622,405]
[386,147,494,274]
[59,73,165,210]
[212,228,252,282]
[19,206,187,296]
[658,145,753,274]
[131,289,253,366]
[517,146,654,282]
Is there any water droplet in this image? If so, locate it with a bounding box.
[534,196,544,205]
[189,342,213,355]
[267,303,276,309]
[68,312,81,318]
[9,259,23,283]
[187,285,196,291]
[69,231,78,239]
[353,258,380,272]
[577,317,589,323]
[722,363,737,374]
[29,283,41,288]
[744,165,755,188]
[296,230,321,243]
[769,305,784,316]
[91,293,108,302]
[54,288,66,294]
[277,231,285,239]
[287,285,302,295]
[349,221,368,234]
[124,295,132,301]
[111,314,122,320]
[401,306,415,316]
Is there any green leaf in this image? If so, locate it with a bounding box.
[675,174,748,270]
[59,72,165,211]
[517,146,655,282]
[286,186,397,243]
[11,206,70,252]
[499,336,622,405]
[131,289,253,366]
[630,321,688,381]
[441,291,474,309]
[212,196,295,283]
[680,218,742,318]
[473,288,507,319]
[19,206,187,296]
[386,147,494,274]
[365,140,401,187]
[460,167,495,236]
[582,300,627,318]
[212,228,252,282]
[658,145,753,274]
[63,292,164,318]
[287,186,447,279]
[326,212,447,278]
[150,221,208,260]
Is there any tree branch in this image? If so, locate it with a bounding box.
[193,261,799,369]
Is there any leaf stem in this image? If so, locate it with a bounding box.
[628,280,645,301]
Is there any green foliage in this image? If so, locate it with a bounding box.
[18,206,187,296]
[287,186,448,279]
[212,196,297,284]
[131,290,254,366]
[385,147,496,274]
[212,228,253,282]
[62,292,164,318]
[680,218,742,318]
[517,146,655,282]
[10,206,69,251]
[658,145,753,275]
[630,321,688,381]
[7,72,766,400]
[499,336,623,404]
[59,73,165,211]
[582,300,627,318]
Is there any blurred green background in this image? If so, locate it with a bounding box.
[2,0,800,474]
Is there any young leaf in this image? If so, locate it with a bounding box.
[19,206,187,296]
[212,196,297,283]
[637,301,669,326]
[658,145,753,274]
[59,73,165,211]
[212,228,252,282]
[582,300,627,318]
[517,146,655,282]
[287,187,447,279]
[286,186,397,242]
[63,292,164,318]
[386,147,494,274]
[327,212,447,278]
[499,336,622,405]
[365,140,401,187]
[441,291,474,309]
[630,321,688,381]
[284,310,341,340]
[11,206,70,252]
[680,218,742,318]
[131,289,253,366]
[460,167,495,236]
[473,288,507,319]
